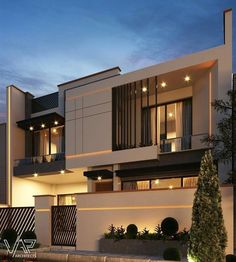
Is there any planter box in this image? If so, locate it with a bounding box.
[99,239,187,257]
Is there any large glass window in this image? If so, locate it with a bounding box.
[33,125,64,156]
[34,129,49,156]
[122,176,198,191]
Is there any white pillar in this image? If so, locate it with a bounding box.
[34,195,55,246]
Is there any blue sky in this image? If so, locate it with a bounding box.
[0,0,235,122]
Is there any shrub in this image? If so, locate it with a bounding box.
[163,247,181,261]
[226,254,236,262]
[21,231,37,241]
[126,224,138,239]
[161,217,179,236]
[1,228,17,246]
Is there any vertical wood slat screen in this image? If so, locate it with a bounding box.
[112,77,158,151]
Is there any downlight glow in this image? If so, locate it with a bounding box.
[60,170,65,174]
[41,124,45,128]
[29,126,34,131]
[184,75,191,82]
[97,176,102,181]
[33,172,38,177]
[142,86,147,92]
[161,81,167,88]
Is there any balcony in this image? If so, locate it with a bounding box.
[160,133,208,153]
[14,153,65,177]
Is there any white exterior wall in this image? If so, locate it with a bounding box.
[76,186,234,254]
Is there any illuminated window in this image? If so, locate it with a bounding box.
[151,178,181,189]
[183,176,198,187]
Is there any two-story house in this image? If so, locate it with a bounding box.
[0,9,233,210]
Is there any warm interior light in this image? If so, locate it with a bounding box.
[161,81,167,88]
[169,185,173,189]
[33,172,38,177]
[29,126,34,131]
[41,124,45,128]
[60,170,65,174]
[168,112,174,118]
[97,176,102,181]
[184,75,191,82]
[53,128,57,133]
[72,196,75,201]
[155,179,159,184]
[142,86,147,92]
[54,121,58,125]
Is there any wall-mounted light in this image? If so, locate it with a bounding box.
[54,121,58,125]
[169,185,173,189]
[41,124,45,128]
[155,179,159,185]
[142,86,147,92]
[33,172,38,177]
[184,75,191,82]
[60,170,65,174]
[97,176,102,181]
[29,126,34,131]
[161,81,167,88]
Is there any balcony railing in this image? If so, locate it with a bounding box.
[14,153,65,167]
[160,134,209,153]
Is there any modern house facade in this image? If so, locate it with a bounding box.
[0,8,234,253]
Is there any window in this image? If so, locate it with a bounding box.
[122,180,150,191]
[33,125,64,156]
[122,176,197,191]
[183,177,198,187]
[58,194,76,205]
[151,178,181,189]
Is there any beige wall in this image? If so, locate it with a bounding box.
[76,186,233,254]
[12,177,52,207]
[7,86,26,206]
[65,89,112,156]
[12,176,87,207]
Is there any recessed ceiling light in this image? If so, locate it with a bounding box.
[29,126,34,131]
[97,176,102,181]
[33,172,38,177]
[161,81,167,88]
[54,121,58,125]
[184,75,191,82]
[142,86,147,92]
[41,124,45,128]
[60,170,65,174]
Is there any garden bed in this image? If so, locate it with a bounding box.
[99,239,187,257]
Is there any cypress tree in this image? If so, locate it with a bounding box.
[188,150,227,262]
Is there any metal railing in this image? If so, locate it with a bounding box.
[160,133,209,153]
[14,152,65,167]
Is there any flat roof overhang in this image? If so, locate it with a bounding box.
[84,169,113,180]
[17,112,65,131]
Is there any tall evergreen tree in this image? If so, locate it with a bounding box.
[188,150,227,262]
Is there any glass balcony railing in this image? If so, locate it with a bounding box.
[14,152,65,167]
[160,134,209,153]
